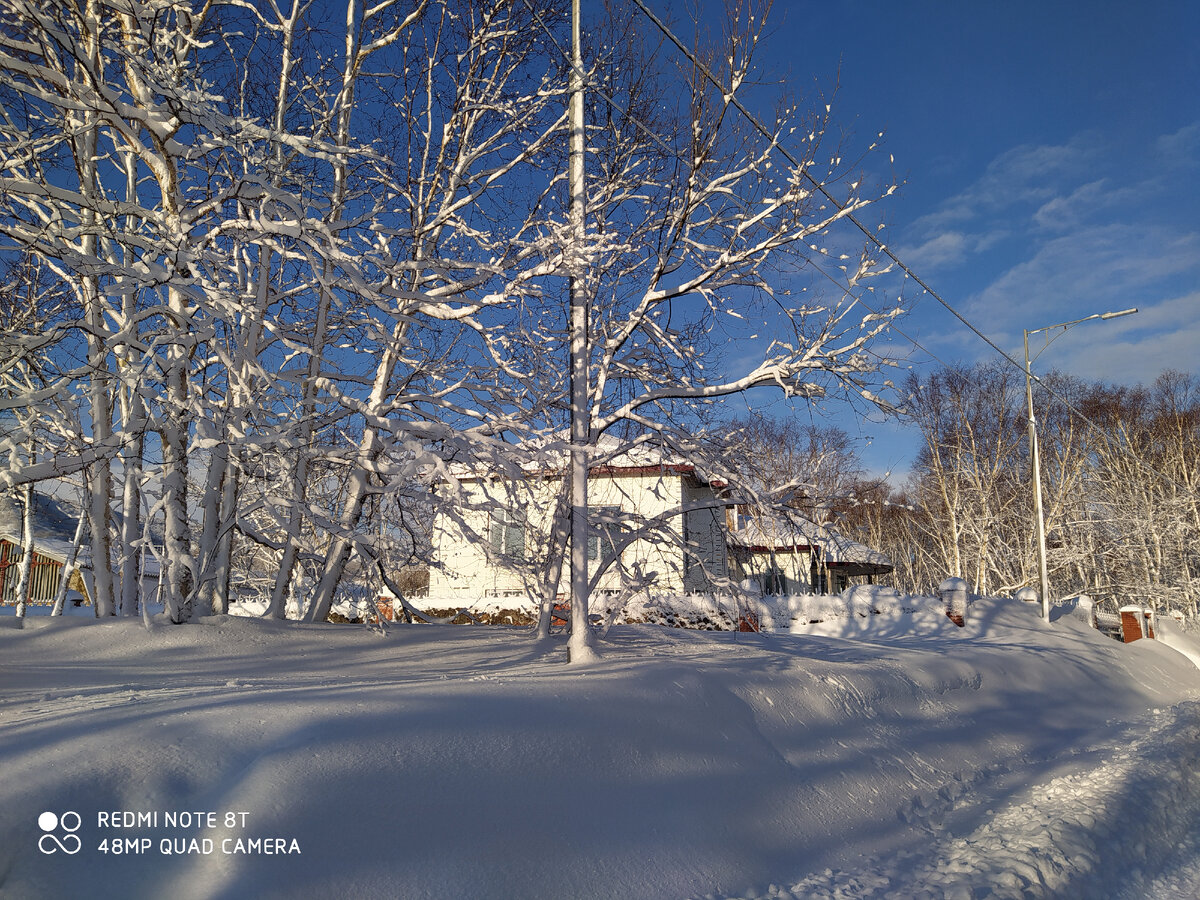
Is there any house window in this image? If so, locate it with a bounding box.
[810,558,828,594]
[587,506,621,562]
[489,510,525,560]
[762,566,785,596]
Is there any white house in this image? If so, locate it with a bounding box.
[427,439,730,600]
[426,437,894,604]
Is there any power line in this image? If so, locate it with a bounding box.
[527,0,1195,500]
[522,0,944,380]
[626,0,1199,499]
[628,0,1013,363]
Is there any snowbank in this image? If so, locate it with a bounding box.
[2,595,1198,899]
[414,585,952,635]
[1155,616,1200,670]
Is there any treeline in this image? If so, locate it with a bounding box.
[0,0,896,628]
[842,364,1199,614]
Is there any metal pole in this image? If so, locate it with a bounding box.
[1023,306,1135,624]
[1025,330,1051,622]
[567,0,594,661]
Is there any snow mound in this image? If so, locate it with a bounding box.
[721,703,1200,899]
[2,596,1199,899]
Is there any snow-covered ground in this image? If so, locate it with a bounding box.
[2,595,1199,899]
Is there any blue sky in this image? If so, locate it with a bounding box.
[669,0,1200,477]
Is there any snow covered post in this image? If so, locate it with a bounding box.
[1015,586,1038,605]
[1075,594,1095,629]
[1119,606,1146,642]
[939,576,968,627]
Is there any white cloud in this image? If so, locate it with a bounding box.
[968,225,1200,333]
[898,135,1111,276]
[1032,291,1200,385]
[1155,121,1200,169]
[900,231,969,268]
[906,121,1199,387]
[1031,179,1123,232]
[898,227,1014,272]
[909,134,1102,237]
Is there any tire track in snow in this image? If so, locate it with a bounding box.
[708,701,1200,900]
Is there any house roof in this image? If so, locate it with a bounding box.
[449,433,723,486]
[0,492,93,569]
[730,514,893,576]
[0,490,162,576]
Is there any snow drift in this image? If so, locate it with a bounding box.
[2,595,1199,899]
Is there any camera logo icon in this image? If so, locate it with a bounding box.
[38,811,82,855]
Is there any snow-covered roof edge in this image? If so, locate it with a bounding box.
[730,513,893,573]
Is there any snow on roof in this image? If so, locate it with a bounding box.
[0,531,91,568]
[0,490,163,575]
[0,492,93,569]
[730,513,893,574]
[448,432,714,482]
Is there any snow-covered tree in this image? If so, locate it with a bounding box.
[0,0,901,638]
[0,0,554,622]
[472,0,904,658]
[888,361,1199,611]
[1080,373,1200,614]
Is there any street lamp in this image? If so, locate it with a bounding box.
[1024,307,1137,622]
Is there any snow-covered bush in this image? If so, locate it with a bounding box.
[610,593,739,631]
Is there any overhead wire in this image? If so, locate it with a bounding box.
[625,0,1198,499]
[521,0,942,375]
[525,0,1195,499]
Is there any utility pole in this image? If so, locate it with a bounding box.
[567,0,595,661]
[1024,331,1052,623]
[1023,307,1137,623]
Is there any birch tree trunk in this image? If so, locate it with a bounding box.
[51,505,88,617]
[271,0,376,618]
[80,0,116,617]
[13,480,33,618]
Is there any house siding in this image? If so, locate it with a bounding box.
[428,468,725,600]
[730,546,815,596]
[682,478,728,592]
[0,538,91,605]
